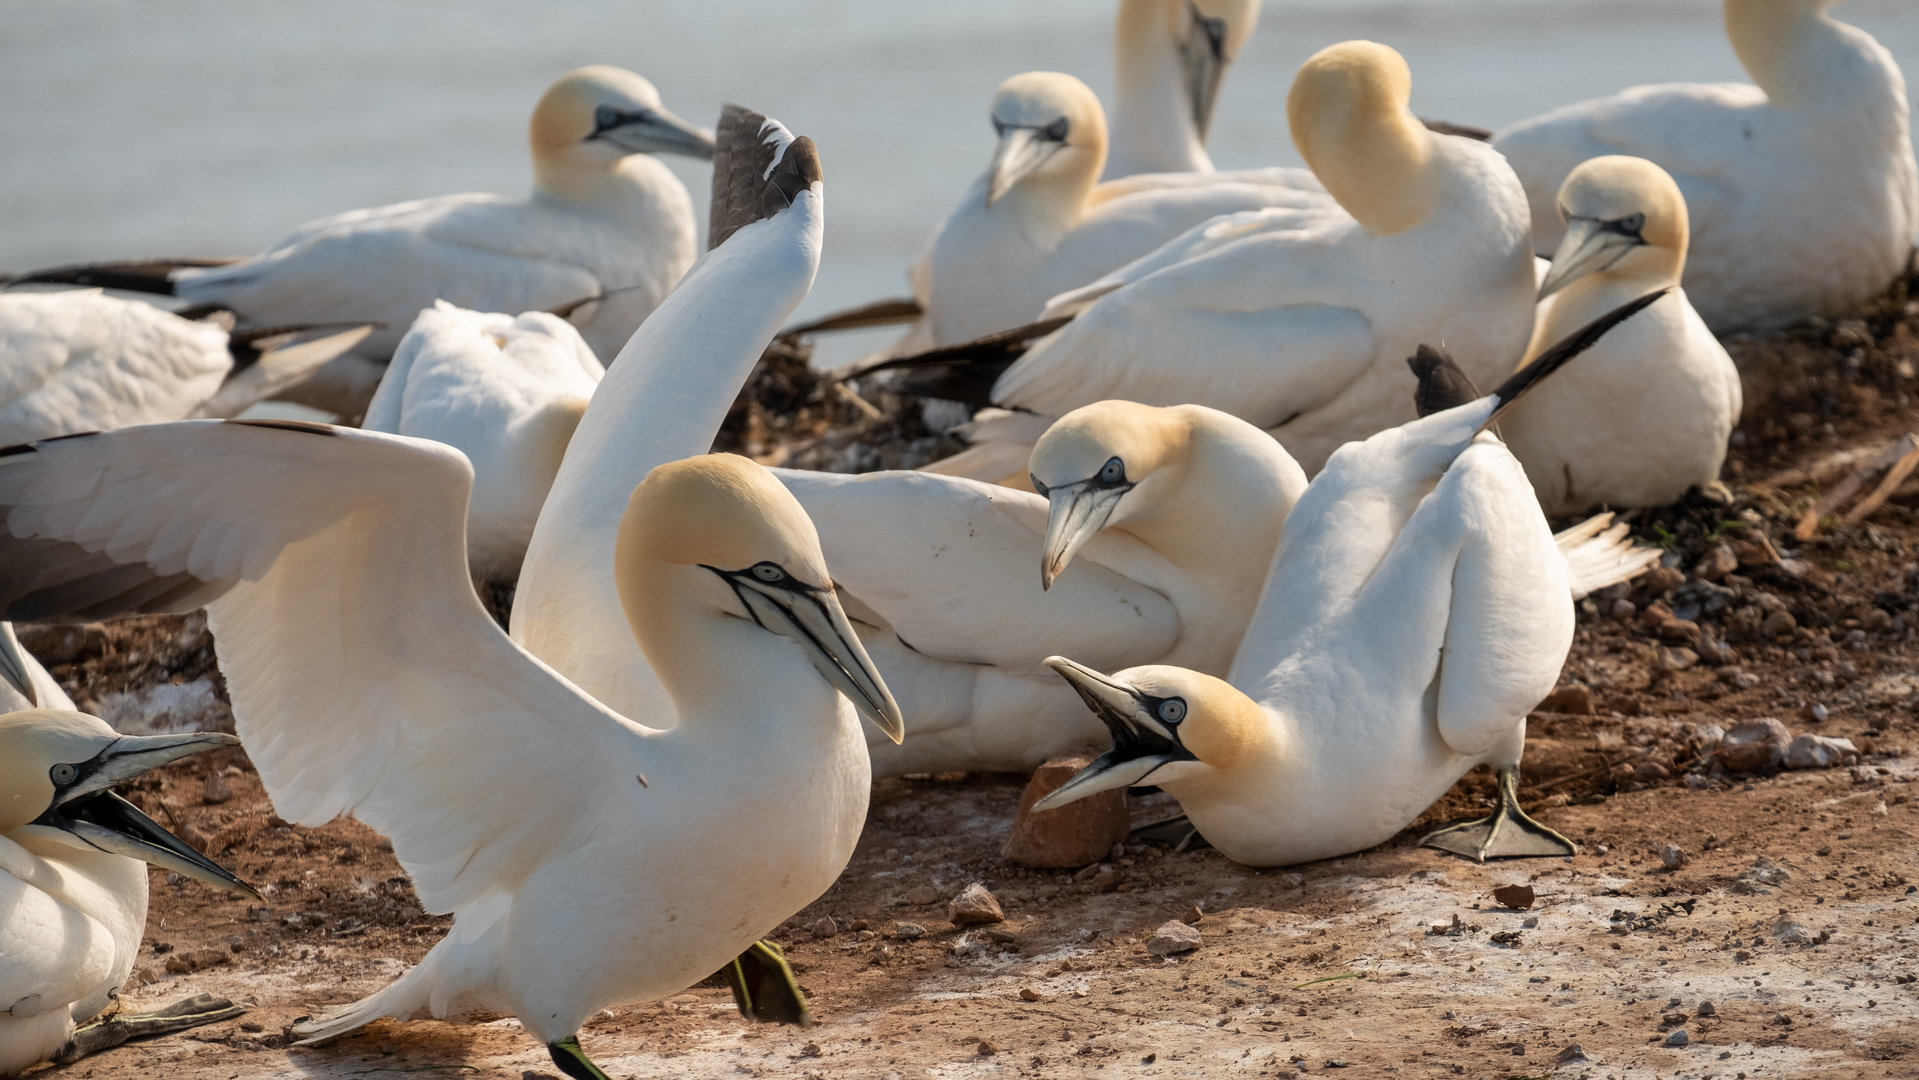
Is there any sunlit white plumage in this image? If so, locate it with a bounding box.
[1501,156,1743,515]
[1104,0,1260,179]
[1493,0,1919,333]
[930,41,1537,479]
[776,400,1307,775]
[363,300,603,583]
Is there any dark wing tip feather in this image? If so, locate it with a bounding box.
[709,105,821,251]
[224,418,339,436]
[1487,287,1671,422]
[1420,118,1493,141]
[5,257,242,294]
[1406,343,1483,418]
[844,315,1073,406]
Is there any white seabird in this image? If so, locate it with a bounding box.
[0,289,370,446]
[0,709,256,1078]
[1500,156,1744,515]
[363,300,604,585]
[1493,0,1919,333]
[18,66,714,416]
[910,40,1539,479]
[1105,0,1261,179]
[1027,295,1665,865]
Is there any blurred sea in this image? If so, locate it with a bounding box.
[3,0,1916,364]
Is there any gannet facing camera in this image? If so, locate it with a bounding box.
[907,40,1538,480]
[0,709,257,1078]
[777,400,1305,777]
[17,65,714,418]
[363,300,604,585]
[1032,294,1666,865]
[1494,0,1919,333]
[1501,156,1743,515]
[1106,0,1260,178]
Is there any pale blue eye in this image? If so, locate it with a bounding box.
[50,763,78,786]
[1157,698,1186,724]
[1099,457,1125,484]
[753,563,786,583]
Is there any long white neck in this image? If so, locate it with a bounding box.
[1728,0,1867,109]
[510,191,823,712]
[535,151,682,209]
[1527,253,1684,363]
[1107,0,1212,177]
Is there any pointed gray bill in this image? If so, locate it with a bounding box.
[32,731,261,897]
[1,621,40,705]
[1537,215,1646,299]
[591,104,717,159]
[709,563,907,743]
[987,125,1066,206]
[1180,0,1231,142]
[1040,480,1130,590]
[1031,656,1194,811]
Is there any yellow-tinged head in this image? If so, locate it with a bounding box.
[1537,155,1689,299]
[0,709,256,894]
[1028,401,1191,588]
[1286,41,1436,235]
[530,66,714,198]
[1031,658,1268,811]
[984,72,1108,207]
[615,455,904,741]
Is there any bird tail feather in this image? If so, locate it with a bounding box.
[1555,512,1661,600]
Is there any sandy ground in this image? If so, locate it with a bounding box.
[16,279,1919,1079]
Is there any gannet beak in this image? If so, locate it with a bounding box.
[1032,656,1194,811]
[592,105,718,160]
[987,126,1065,206]
[29,732,261,898]
[1537,216,1645,300]
[711,567,907,743]
[1180,1,1231,142]
[1040,480,1131,590]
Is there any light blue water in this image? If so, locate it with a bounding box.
[3,0,1916,362]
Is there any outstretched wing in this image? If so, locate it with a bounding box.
[775,468,1178,674]
[0,421,639,914]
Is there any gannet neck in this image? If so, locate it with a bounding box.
[1726,0,1849,109]
[1287,41,1439,236]
[1108,0,1257,175]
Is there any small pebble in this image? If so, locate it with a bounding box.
[1664,1029,1689,1047]
[1658,843,1687,870]
[947,882,1005,925]
[903,885,940,906]
[1696,1000,1716,1017]
[1147,919,1202,955]
[893,922,927,939]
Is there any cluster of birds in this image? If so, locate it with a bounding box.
[2,1,1914,1077]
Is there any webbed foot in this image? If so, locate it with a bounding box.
[1421,765,1578,861]
[548,1035,614,1080]
[721,939,812,1026]
[53,993,246,1063]
[1129,813,1210,852]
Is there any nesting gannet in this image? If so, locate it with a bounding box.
[1105,0,1260,179]
[908,41,1539,479]
[1500,156,1743,514]
[19,66,713,415]
[512,105,827,721]
[776,400,1308,775]
[1,709,256,1077]
[0,289,370,445]
[363,301,604,584]
[1029,295,1664,865]
[1493,0,1919,333]
[874,70,1328,356]
[0,428,902,1080]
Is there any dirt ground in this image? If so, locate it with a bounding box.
[16,275,1919,1080]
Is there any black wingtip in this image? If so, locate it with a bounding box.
[1420,117,1493,141]
[1486,287,1671,423]
[1407,343,1484,418]
[709,105,821,251]
[843,314,1073,406]
[4,257,243,295]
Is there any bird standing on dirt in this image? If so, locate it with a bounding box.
[0,708,258,1078]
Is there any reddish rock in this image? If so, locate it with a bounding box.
[1719,718,1791,772]
[1536,685,1594,715]
[1694,544,1739,582]
[947,882,1004,926]
[1002,756,1131,869]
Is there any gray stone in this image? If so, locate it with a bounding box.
[1664,1028,1689,1047]
[1720,718,1790,771]
[1783,734,1857,769]
[1147,919,1202,955]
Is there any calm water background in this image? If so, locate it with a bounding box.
[3,0,1916,362]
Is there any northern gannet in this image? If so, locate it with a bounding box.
[18,66,713,416]
[1029,295,1665,865]
[0,623,73,715]
[363,300,604,584]
[776,400,1308,776]
[1493,0,1919,333]
[0,289,370,445]
[1500,156,1744,515]
[872,70,1327,357]
[0,430,902,1080]
[1105,0,1260,179]
[1,709,256,1078]
[512,105,826,721]
[910,41,1539,479]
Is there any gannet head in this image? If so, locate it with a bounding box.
[0,709,259,896]
[1031,658,1264,810]
[1286,41,1436,235]
[530,66,715,188]
[1725,0,1843,107]
[1120,0,1260,143]
[1028,401,1188,589]
[617,455,905,743]
[984,72,1108,207]
[1537,155,1689,299]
